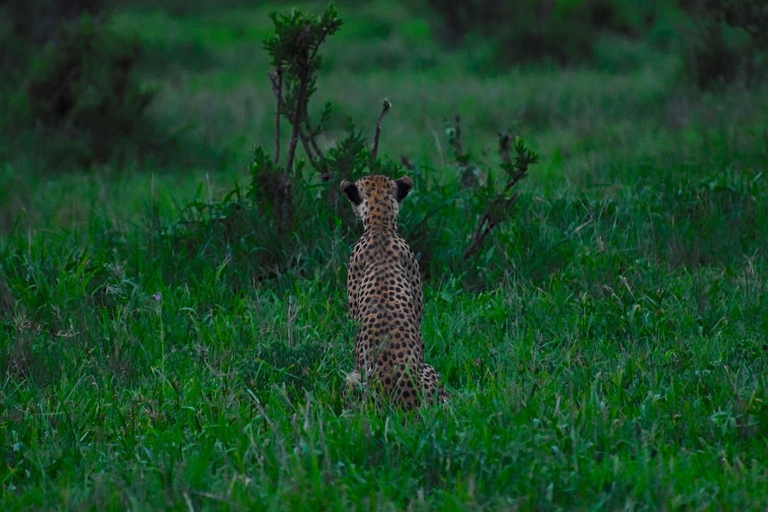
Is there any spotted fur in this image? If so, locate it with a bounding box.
[340,175,447,409]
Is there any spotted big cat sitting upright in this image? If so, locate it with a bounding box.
[340,175,448,409]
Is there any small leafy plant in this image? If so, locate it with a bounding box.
[165,4,539,288]
[463,134,539,259]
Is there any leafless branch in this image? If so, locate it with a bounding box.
[269,70,282,163]
[303,118,326,162]
[463,193,521,259]
[285,47,311,174]
[371,98,391,159]
[463,141,531,259]
[298,129,320,170]
[270,79,327,174]
[285,93,303,173]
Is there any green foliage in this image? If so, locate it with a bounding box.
[25,14,154,163]
[324,120,370,178]
[262,4,342,173]
[264,6,343,79]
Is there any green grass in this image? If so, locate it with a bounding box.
[2,0,768,509]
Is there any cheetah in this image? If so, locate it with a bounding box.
[340,175,447,409]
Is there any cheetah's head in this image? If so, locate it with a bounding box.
[340,175,413,229]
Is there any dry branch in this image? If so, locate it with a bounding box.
[303,118,326,162]
[371,98,391,159]
[269,70,283,163]
[463,135,537,260]
[463,187,523,259]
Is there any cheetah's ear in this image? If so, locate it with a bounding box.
[395,177,413,202]
[340,180,363,206]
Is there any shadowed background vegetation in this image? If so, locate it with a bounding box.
[1,0,767,509]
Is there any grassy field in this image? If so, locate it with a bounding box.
[2,1,768,509]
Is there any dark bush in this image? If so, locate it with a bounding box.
[424,0,655,65]
[681,0,767,88]
[1,0,101,77]
[684,22,742,88]
[25,14,153,163]
[690,0,768,47]
[4,0,101,45]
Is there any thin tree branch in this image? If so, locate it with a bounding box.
[298,129,319,169]
[371,98,391,159]
[271,82,324,171]
[303,118,325,161]
[269,69,283,163]
[463,193,520,259]
[463,136,533,259]
[286,67,308,174]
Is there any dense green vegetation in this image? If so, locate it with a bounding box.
[1,0,767,509]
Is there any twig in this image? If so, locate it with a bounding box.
[498,166,527,198]
[285,90,304,173]
[290,33,326,171]
[463,193,519,259]
[271,80,326,174]
[303,118,326,162]
[285,43,311,174]
[400,155,415,171]
[298,129,320,170]
[371,98,391,159]
[269,69,283,163]
[463,146,531,259]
